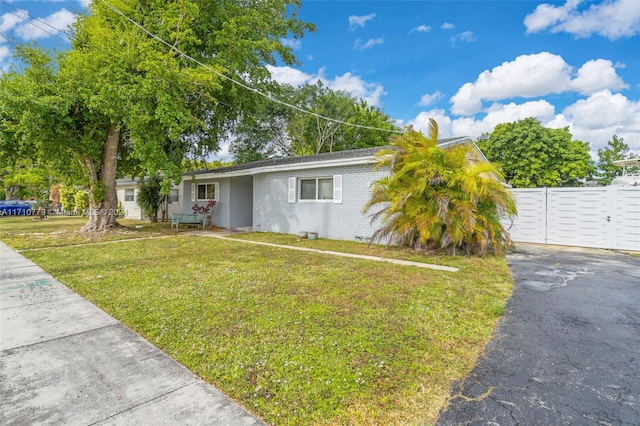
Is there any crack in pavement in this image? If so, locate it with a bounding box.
[436,245,640,426]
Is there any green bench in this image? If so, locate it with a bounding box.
[170,213,205,231]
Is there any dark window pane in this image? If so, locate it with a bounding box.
[300,179,316,200]
[318,178,333,200]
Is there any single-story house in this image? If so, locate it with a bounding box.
[116,137,490,241]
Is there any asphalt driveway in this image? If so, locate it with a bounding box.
[437,244,640,425]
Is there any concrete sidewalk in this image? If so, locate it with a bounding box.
[0,241,264,425]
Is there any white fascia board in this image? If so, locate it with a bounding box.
[116,182,140,188]
[437,137,472,149]
[191,156,379,180]
[438,137,492,163]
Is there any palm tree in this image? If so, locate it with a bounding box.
[136,176,169,223]
[363,118,517,255]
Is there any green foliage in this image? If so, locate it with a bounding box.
[3,166,48,204]
[364,119,517,255]
[59,185,76,211]
[0,162,60,205]
[231,81,397,163]
[181,158,231,172]
[74,190,89,213]
[0,0,314,230]
[478,118,595,188]
[596,135,638,185]
[93,182,107,203]
[136,176,167,223]
[116,201,125,218]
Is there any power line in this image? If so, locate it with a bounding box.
[100,0,403,135]
[0,0,72,44]
[0,0,402,136]
[0,30,16,48]
[0,0,72,39]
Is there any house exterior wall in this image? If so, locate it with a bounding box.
[166,183,184,219]
[184,177,252,229]
[214,179,231,228]
[116,186,143,220]
[229,176,253,228]
[117,183,183,221]
[253,163,388,241]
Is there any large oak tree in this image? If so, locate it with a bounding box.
[0,0,313,231]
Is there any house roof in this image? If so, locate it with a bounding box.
[117,136,476,184]
[190,137,470,176]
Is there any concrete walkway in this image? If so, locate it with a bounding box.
[189,232,459,272]
[437,244,640,425]
[0,241,264,426]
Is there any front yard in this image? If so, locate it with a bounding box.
[0,216,513,425]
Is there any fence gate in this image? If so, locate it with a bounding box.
[507,187,640,251]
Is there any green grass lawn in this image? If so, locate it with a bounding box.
[0,215,191,250]
[0,217,513,425]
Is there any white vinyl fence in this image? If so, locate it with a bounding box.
[506,187,640,251]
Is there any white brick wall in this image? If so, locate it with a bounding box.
[253,163,389,241]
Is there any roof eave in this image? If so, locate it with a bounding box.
[191,155,380,179]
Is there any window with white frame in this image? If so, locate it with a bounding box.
[197,183,217,201]
[170,189,179,202]
[299,177,333,201]
[124,188,134,202]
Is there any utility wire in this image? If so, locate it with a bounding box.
[100,0,403,135]
[0,0,401,136]
[0,30,16,48]
[0,0,72,39]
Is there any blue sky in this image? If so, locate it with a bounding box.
[1,0,639,155]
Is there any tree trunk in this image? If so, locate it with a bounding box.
[4,184,19,200]
[80,125,120,232]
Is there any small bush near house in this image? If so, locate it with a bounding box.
[59,185,76,213]
[74,190,89,215]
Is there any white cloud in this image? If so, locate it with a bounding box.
[417,91,444,107]
[410,24,431,33]
[349,13,376,30]
[410,92,640,153]
[281,38,301,50]
[561,91,640,151]
[442,22,455,30]
[524,0,640,40]
[450,52,626,115]
[266,65,314,87]
[354,37,384,51]
[15,8,76,40]
[570,59,628,94]
[79,0,91,8]
[523,0,581,33]
[563,90,640,129]
[410,110,454,137]
[449,31,476,46]
[0,44,12,72]
[0,10,27,32]
[412,101,557,139]
[266,65,386,107]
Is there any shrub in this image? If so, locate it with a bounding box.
[363,119,517,255]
